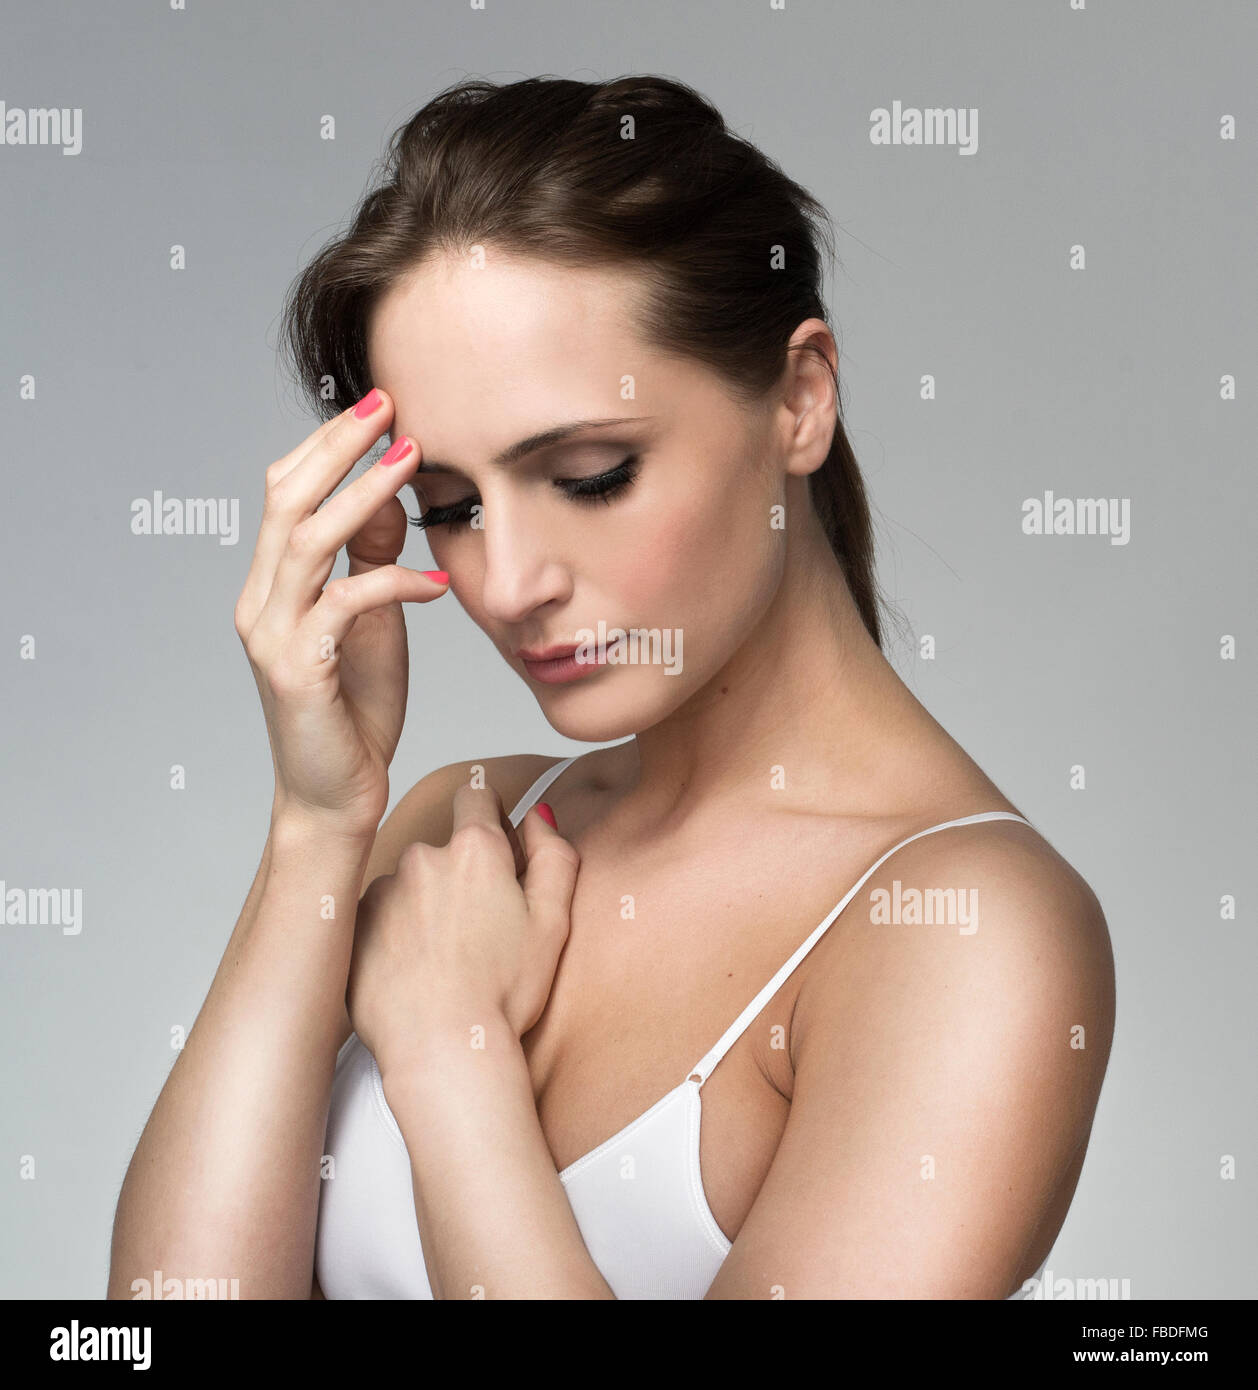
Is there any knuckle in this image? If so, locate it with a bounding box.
[360,871,395,904]
[286,520,321,557]
[240,614,274,663]
[396,840,433,872]
[322,576,354,606]
[452,822,499,856]
[261,476,294,519]
[537,838,580,870]
[264,658,298,699]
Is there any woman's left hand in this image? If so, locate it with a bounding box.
[346,783,580,1072]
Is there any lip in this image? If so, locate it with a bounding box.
[516,636,624,685]
[515,642,580,662]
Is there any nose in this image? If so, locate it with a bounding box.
[477,491,572,625]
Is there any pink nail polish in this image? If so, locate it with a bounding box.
[536,802,557,828]
[378,437,413,466]
[421,570,449,585]
[353,388,383,418]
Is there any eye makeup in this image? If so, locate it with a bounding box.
[409,454,641,532]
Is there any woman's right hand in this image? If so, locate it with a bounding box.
[234,388,449,841]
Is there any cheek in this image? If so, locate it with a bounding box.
[608,478,769,631]
[417,529,484,616]
[589,498,695,615]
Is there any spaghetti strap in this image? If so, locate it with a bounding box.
[686,811,1034,1085]
[508,755,579,827]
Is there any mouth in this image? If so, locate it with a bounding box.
[516,636,625,685]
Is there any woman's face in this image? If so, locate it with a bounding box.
[366,250,793,743]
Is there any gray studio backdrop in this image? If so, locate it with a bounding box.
[2,0,1254,1299]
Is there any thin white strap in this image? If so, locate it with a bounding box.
[687,811,1034,1084]
[507,755,579,827]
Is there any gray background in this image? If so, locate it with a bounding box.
[2,0,1254,1298]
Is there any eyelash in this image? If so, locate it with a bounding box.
[408,455,641,532]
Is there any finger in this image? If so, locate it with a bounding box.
[448,782,527,877]
[237,411,345,638]
[239,403,374,633]
[267,411,343,488]
[518,806,581,929]
[237,392,396,637]
[276,389,394,510]
[291,563,451,669]
[345,491,409,579]
[262,431,424,633]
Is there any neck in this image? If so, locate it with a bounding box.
[616,491,956,832]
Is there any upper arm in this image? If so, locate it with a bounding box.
[705,824,1115,1300]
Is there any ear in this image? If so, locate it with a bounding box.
[779,318,839,479]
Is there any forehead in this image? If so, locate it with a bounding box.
[367,252,653,428]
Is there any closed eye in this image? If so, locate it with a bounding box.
[408,455,641,532]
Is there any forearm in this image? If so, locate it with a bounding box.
[380,1010,614,1300]
[107,812,375,1299]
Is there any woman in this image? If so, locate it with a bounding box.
[107,75,1115,1300]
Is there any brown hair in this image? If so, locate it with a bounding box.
[279,74,891,649]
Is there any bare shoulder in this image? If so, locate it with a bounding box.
[708,816,1117,1297]
[794,814,1115,1144]
[363,751,569,888]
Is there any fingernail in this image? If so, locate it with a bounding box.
[353,388,383,418]
[421,570,449,585]
[379,437,413,466]
[536,802,557,828]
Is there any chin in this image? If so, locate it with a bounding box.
[527,668,685,744]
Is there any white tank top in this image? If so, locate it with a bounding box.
[315,755,1051,1299]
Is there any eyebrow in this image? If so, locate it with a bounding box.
[414,416,658,475]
